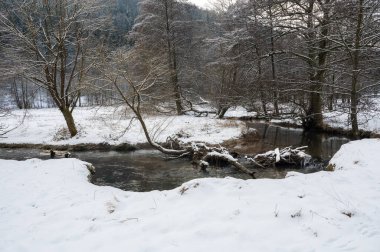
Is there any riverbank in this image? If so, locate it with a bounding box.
[247,119,380,139]
[0,142,146,152]
[1,139,379,251]
[0,107,245,147]
[232,115,380,139]
[1,106,379,154]
[225,104,380,138]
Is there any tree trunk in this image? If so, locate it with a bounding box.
[350,0,364,138]
[328,75,335,111]
[170,43,183,115]
[269,5,279,116]
[164,1,183,115]
[328,94,333,111]
[305,0,331,130]
[172,69,183,115]
[350,86,359,137]
[61,108,78,137]
[307,82,323,129]
[261,97,268,116]
[217,107,229,119]
[256,46,267,117]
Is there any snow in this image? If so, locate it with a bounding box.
[324,107,380,133]
[224,98,380,134]
[0,107,245,145]
[268,98,380,134]
[224,106,257,118]
[207,150,236,162]
[274,147,280,162]
[1,139,380,251]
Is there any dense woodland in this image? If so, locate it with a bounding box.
[1,0,380,137]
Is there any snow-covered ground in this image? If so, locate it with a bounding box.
[2,102,380,148]
[211,103,380,133]
[1,139,379,251]
[0,107,245,145]
[309,98,380,133]
[324,109,380,133]
[223,100,380,134]
[224,106,257,118]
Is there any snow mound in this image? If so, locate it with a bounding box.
[1,139,380,251]
[329,138,380,171]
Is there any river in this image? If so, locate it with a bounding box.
[0,122,351,192]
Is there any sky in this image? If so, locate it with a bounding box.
[188,0,236,10]
[188,0,213,9]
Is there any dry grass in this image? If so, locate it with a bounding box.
[216,119,241,128]
[52,127,71,141]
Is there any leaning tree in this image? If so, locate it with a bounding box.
[99,49,257,177]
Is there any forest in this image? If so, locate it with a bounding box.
[1,1,380,251]
[1,0,379,138]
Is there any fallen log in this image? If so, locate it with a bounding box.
[247,146,311,168]
[204,151,256,178]
[179,142,256,178]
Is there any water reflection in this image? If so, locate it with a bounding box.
[0,123,352,192]
[245,122,351,160]
[0,148,250,192]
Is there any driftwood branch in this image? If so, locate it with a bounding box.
[187,142,256,178]
[247,146,311,168]
[205,151,256,177]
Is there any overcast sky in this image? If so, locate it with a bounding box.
[188,0,213,9]
[188,0,236,10]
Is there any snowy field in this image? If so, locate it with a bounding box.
[234,98,380,133]
[1,104,380,148]
[0,107,245,145]
[196,104,380,134]
[1,139,379,251]
[324,109,380,133]
[314,99,380,133]
[270,110,380,133]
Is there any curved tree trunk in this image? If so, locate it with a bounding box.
[217,107,229,119]
[61,108,78,137]
[135,110,189,155]
[108,55,254,178]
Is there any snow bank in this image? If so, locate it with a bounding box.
[1,139,380,251]
[0,107,245,145]
[224,106,257,118]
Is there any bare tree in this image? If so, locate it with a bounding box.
[0,0,108,136]
[276,0,335,129]
[0,107,11,136]
[98,49,256,177]
[10,77,35,109]
[130,0,188,115]
[330,0,380,136]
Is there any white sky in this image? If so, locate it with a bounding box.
[188,0,236,10]
[188,0,213,9]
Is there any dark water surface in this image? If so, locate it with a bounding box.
[243,122,351,160]
[0,122,351,192]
